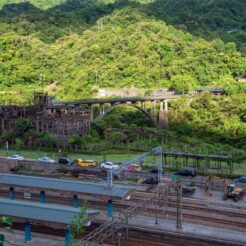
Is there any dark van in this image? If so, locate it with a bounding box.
[175,169,196,177]
[58,157,73,165]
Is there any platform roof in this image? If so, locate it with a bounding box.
[0,198,99,224]
[0,173,132,198]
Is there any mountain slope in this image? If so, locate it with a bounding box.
[148,0,246,53]
[1,7,245,102]
[0,0,245,51]
[0,0,245,103]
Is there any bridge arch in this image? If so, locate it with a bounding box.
[94,103,158,128]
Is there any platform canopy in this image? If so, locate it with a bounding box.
[0,198,99,224]
[0,173,132,198]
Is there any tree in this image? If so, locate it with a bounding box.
[68,201,88,246]
[171,75,197,94]
[15,119,33,136]
[14,138,23,152]
[106,132,124,145]
[91,120,107,137]
[0,131,16,144]
[37,132,57,147]
[0,217,13,246]
[68,135,82,147]
[103,114,122,128]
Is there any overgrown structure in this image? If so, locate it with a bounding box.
[0,92,92,145]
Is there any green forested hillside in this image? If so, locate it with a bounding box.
[0,0,245,50]
[0,0,66,9]
[0,0,246,102]
[168,92,246,146]
[148,0,246,53]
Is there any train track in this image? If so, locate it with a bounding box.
[11,220,246,246]
[2,189,246,230]
[110,225,246,246]
[133,190,246,211]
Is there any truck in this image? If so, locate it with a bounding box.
[223,184,244,202]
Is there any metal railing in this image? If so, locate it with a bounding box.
[81,180,175,245]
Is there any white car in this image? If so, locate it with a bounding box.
[38,157,55,163]
[7,155,24,160]
[100,161,119,170]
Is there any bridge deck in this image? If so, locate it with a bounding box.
[61,96,180,105]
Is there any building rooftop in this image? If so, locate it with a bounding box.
[0,173,132,198]
[0,198,99,224]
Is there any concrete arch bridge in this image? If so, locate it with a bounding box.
[62,96,180,128]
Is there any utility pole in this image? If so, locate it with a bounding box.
[107,170,113,187]
[176,178,182,229]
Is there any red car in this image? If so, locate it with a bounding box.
[125,164,141,172]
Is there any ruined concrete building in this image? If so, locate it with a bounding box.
[0,92,92,145]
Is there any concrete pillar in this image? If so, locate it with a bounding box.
[99,104,105,115]
[150,101,154,116]
[99,104,102,114]
[143,102,146,110]
[158,110,168,128]
[65,227,72,246]
[89,105,94,120]
[164,100,168,111]
[72,195,78,208]
[107,199,113,218]
[25,222,32,242]
[40,191,46,204]
[9,187,14,200]
[158,100,168,128]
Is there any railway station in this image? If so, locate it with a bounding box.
[0,173,133,218]
[0,198,99,245]
[0,149,245,246]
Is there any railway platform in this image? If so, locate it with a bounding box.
[127,215,246,245]
[0,198,99,246]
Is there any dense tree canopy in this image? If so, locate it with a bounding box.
[169,91,246,146]
[0,0,245,103]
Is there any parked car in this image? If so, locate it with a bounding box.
[125,164,141,172]
[7,155,24,160]
[175,169,196,177]
[100,161,119,170]
[234,177,246,183]
[38,157,55,163]
[74,159,96,167]
[58,157,73,165]
[142,176,159,185]
[149,168,164,174]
